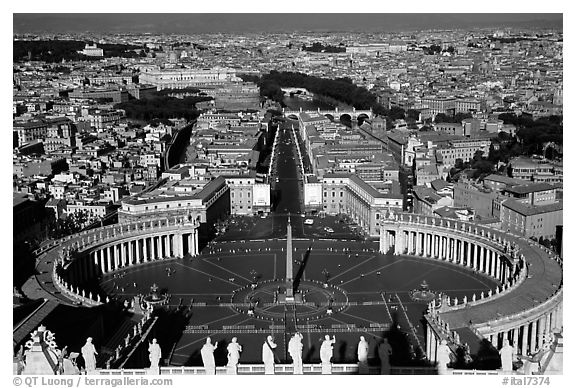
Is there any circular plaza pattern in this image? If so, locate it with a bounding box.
[92,237,499,364]
[230,279,349,321]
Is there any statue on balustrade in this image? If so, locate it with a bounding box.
[499,340,515,373]
[200,337,218,375]
[288,332,304,374]
[226,337,242,374]
[320,335,336,374]
[436,339,451,374]
[262,335,277,375]
[357,336,369,374]
[81,337,98,373]
[378,338,392,374]
[148,338,162,369]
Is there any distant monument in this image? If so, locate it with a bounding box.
[277,217,303,304]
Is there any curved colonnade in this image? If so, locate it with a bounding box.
[32,212,562,368]
[379,213,563,362]
[33,217,200,306]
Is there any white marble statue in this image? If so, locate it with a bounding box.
[226,337,242,374]
[262,336,277,375]
[436,339,451,374]
[320,335,336,374]
[81,337,98,373]
[288,332,304,374]
[148,339,162,369]
[499,341,515,373]
[357,336,369,364]
[200,337,218,375]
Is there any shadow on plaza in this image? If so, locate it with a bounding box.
[293,244,313,292]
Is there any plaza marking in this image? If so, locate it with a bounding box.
[202,258,252,282]
[173,262,240,286]
[402,255,496,289]
[329,255,379,281]
[339,311,387,326]
[338,260,405,286]
[273,254,277,279]
[176,313,246,350]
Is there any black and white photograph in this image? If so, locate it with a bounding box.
[9,5,565,385]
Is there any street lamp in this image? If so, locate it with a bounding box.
[322,268,330,288]
[250,269,259,289]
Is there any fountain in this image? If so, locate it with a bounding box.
[409,280,436,302]
[142,283,167,307]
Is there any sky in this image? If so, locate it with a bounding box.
[13,13,563,34]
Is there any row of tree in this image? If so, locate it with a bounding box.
[13,40,145,63]
[115,95,211,121]
[301,42,346,53]
[498,113,563,155]
[240,71,394,115]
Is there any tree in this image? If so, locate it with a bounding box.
[406,109,421,121]
[434,113,451,123]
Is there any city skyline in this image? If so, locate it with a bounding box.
[13,13,563,34]
[11,13,564,378]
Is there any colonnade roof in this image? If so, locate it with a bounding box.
[438,232,561,329]
[384,213,562,329]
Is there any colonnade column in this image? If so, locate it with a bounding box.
[115,244,121,269]
[128,240,134,264]
[98,250,105,272]
[521,324,529,356]
[143,238,149,262]
[151,236,157,260]
[107,246,113,272]
[530,321,538,354]
[164,235,170,258]
[512,327,519,354]
[123,242,129,266]
[93,251,99,274]
[537,316,545,349]
[545,313,551,340]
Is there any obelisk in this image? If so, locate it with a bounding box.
[286,216,294,299]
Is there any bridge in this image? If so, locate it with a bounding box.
[282,107,373,121]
